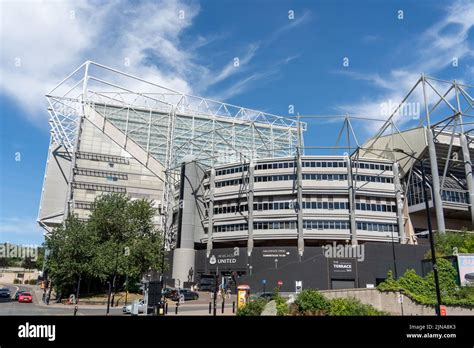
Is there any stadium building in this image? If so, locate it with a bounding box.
[38,62,471,291]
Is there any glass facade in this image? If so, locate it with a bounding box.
[91,103,298,167]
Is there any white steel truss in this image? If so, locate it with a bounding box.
[45,61,305,247]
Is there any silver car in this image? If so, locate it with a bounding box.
[122,299,145,314]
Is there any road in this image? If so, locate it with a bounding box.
[0,283,236,316]
[0,283,123,316]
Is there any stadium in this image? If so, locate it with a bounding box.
[38,61,473,291]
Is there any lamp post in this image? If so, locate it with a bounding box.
[394,148,442,316]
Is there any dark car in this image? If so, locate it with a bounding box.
[162,288,173,299]
[13,290,27,301]
[258,292,275,300]
[0,288,11,301]
[170,289,199,301]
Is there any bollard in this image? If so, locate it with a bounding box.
[175,303,179,315]
[74,305,78,316]
[165,302,168,314]
[221,301,225,314]
[232,301,235,313]
[209,302,212,315]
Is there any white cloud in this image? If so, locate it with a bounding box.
[0,0,203,122]
[1,1,311,124]
[335,0,474,134]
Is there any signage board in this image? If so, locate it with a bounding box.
[329,259,356,279]
[208,247,247,270]
[440,305,447,316]
[295,281,303,294]
[457,254,474,286]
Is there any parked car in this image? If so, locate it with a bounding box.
[257,292,275,300]
[0,288,11,301]
[123,299,145,314]
[18,292,33,303]
[13,290,27,301]
[162,288,173,299]
[170,289,199,301]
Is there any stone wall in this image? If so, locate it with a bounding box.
[320,288,474,316]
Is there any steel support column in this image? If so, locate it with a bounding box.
[346,157,357,245]
[426,127,446,233]
[393,162,406,243]
[64,61,90,217]
[206,168,216,257]
[455,82,474,227]
[296,119,304,256]
[247,162,255,256]
[460,132,474,227]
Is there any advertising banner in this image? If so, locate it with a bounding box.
[457,254,474,286]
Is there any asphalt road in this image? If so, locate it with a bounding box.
[0,284,123,316]
[0,284,234,316]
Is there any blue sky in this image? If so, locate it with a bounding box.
[1,0,473,245]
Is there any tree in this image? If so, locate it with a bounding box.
[45,214,98,300]
[45,193,166,303]
[87,193,164,306]
[21,257,35,270]
[429,230,474,258]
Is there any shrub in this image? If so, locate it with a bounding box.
[13,279,21,284]
[294,289,330,315]
[236,298,267,316]
[273,288,289,316]
[329,297,387,316]
[28,279,37,285]
[377,258,474,307]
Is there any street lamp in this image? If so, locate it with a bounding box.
[393,148,442,316]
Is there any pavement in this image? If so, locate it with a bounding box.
[0,283,236,316]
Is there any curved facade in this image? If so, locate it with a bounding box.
[171,155,411,283]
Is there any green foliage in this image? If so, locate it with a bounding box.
[294,289,330,315]
[45,193,165,295]
[273,287,289,316]
[378,257,474,307]
[28,279,37,285]
[13,279,21,284]
[21,257,35,270]
[236,298,267,316]
[329,297,387,316]
[0,257,13,268]
[428,231,474,258]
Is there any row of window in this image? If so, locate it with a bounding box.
[216,165,249,176]
[74,168,128,180]
[256,162,295,170]
[72,182,127,193]
[215,178,246,188]
[354,175,393,184]
[302,161,346,168]
[75,201,93,210]
[215,174,394,187]
[215,161,393,176]
[76,151,130,164]
[303,220,350,230]
[212,201,397,214]
[356,221,398,232]
[353,162,392,171]
[302,201,350,210]
[211,220,397,233]
[441,190,469,204]
[302,174,348,181]
[213,201,349,214]
[356,202,397,213]
[213,221,298,233]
